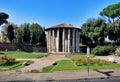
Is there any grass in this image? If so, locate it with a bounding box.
[42,65,54,73]
[66,54,85,58]
[42,59,120,73]
[42,53,120,73]
[66,53,93,58]
[52,60,79,71]
[42,60,80,72]
[0,60,34,71]
[0,51,47,58]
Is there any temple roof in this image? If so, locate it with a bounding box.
[45,23,81,30]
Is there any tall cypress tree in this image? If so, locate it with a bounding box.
[7,24,15,42]
[40,27,46,46]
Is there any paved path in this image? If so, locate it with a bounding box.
[17,54,68,72]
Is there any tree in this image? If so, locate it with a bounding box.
[16,23,30,43]
[30,23,42,44]
[15,26,23,43]
[81,18,107,45]
[39,27,46,46]
[1,23,17,42]
[7,24,15,42]
[1,23,10,42]
[0,12,9,26]
[100,2,120,42]
[22,23,30,43]
[100,2,120,22]
[16,23,43,45]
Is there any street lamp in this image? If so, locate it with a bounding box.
[87,46,90,76]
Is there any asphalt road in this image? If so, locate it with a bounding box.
[45,78,120,82]
[85,78,120,82]
[3,78,120,82]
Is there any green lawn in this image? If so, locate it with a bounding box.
[42,60,80,72]
[42,54,120,73]
[66,53,93,58]
[0,51,47,58]
[51,60,79,71]
[0,60,34,71]
[42,59,120,73]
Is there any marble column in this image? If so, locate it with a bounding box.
[76,30,78,52]
[62,28,65,52]
[56,29,59,52]
[68,29,70,52]
[52,30,55,52]
[47,31,49,52]
[72,29,75,52]
[48,30,51,52]
[54,30,56,52]
[65,29,68,52]
[77,31,80,52]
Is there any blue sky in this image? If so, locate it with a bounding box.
[0,0,120,28]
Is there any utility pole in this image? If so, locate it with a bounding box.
[87,46,90,76]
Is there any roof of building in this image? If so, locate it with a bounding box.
[45,23,81,31]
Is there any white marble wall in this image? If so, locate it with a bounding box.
[47,28,80,53]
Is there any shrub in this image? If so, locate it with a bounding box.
[91,46,116,56]
[107,45,116,53]
[0,54,15,66]
[72,57,110,66]
[72,57,87,66]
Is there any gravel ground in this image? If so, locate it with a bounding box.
[95,55,120,64]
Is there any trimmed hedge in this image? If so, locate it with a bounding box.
[92,46,116,56]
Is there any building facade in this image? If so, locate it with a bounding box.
[45,23,81,53]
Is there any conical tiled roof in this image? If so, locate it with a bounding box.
[45,23,81,30]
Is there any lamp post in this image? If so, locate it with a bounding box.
[87,46,90,76]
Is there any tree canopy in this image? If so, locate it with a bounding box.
[16,23,45,45]
[30,23,43,44]
[81,18,107,45]
[100,2,120,43]
[100,2,120,22]
[0,12,9,25]
[1,23,17,42]
[7,24,15,42]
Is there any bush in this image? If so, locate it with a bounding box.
[107,45,116,53]
[91,46,116,56]
[72,57,110,66]
[72,57,87,66]
[0,54,15,66]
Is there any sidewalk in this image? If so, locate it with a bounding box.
[0,69,120,81]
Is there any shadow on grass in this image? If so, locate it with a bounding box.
[2,61,20,66]
[0,52,5,55]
